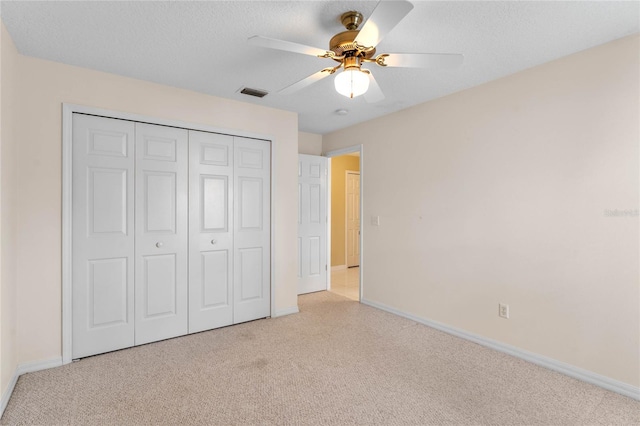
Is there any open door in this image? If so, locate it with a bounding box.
[297,154,328,294]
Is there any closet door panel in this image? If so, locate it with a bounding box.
[143,171,177,232]
[201,250,229,306]
[233,137,271,324]
[135,123,188,345]
[143,254,177,317]
[238,247,263,300]
[72,114,135,359]
[188,131,234,333]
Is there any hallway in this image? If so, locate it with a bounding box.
[329,267,359,301]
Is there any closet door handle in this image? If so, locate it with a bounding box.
[156,242,163,248]
[211,239,217,245]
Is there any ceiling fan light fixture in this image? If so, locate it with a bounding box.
[334,68,369,99]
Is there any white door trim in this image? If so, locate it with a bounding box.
[326,158,332,291]
[345,170,360,267]
[324,145,363,302]
[62,103,277,364]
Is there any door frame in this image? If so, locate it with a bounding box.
[61,103,277,364]
[345,170,360,268]
[324,145,364,301]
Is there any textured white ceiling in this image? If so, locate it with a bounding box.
[1,1,638,134]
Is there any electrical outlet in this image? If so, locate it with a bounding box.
[498,303,510,319]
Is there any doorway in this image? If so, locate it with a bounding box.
[326,147,362,301]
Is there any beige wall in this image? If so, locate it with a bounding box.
[324,35,640,387]
[8,31,299,365]
[331,155,360,267]
[0,22,19,400]
[298,131,323,155]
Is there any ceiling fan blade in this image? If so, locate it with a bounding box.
[364,73,385,104]
[380,53,464,68]
[248,35,330,57]
[354,0,414,49]
[279,68,333,95]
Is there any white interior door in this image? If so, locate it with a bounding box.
[188,130,234,333]
[72,114,136,359]
[233,137,271,323]
[297,154,327,294]
[346,171,360,267]
[134,122,188,345]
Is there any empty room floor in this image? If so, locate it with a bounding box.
[1,291,637,425]
[329,266,359,301]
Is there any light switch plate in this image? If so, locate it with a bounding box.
[371,216,380,226]
[499,303,510,319]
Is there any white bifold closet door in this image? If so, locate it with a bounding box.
[72,117,189,356]
[189,133,271,330]
[72,114,136,358]
[134,123,188,345]
[232,137,271,323]
[72,114,270,359]
[188,131,234,333]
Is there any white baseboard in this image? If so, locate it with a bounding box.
[361,298,640,401]
[273,306,299,317]
[1,357,62,417]
[331,265,347,271]
[0,370,19,418]
[15,357,63,376]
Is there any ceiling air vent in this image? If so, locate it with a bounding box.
[240,87,269,98]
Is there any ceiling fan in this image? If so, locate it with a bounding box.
[248,0,463,103]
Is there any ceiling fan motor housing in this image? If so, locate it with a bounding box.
[330,11,376,61]
[329,30,376,61]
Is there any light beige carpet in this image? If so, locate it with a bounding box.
[1,292,638,425]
